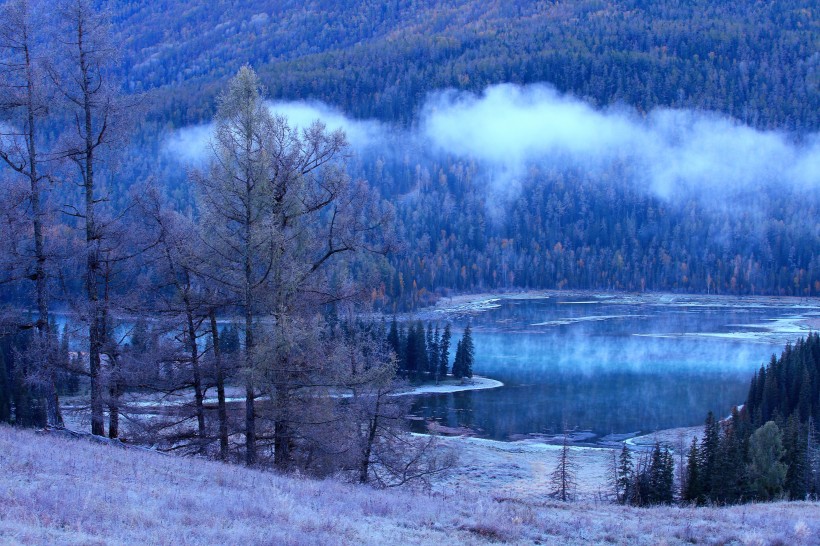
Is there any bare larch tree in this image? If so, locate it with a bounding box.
[0,0,62,427]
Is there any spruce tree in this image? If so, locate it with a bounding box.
[429,323,440,382]
[683,437,701,503]
[439,323,451,379]
[219,324,240,354]
[416,321,430,379]
[387,317,400,361]
[461,324,474,379]
[617,444,633,504]
[783,413,807,500]
[649,444,675,504]
[453,339,464,379]
[699,411,720,499]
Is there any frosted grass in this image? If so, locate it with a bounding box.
[1,425,818,545]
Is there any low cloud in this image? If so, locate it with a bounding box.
[165,84,820,203]
[421,84,819,199]
[163,101,387,165]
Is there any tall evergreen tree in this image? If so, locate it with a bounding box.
[452,339,464,379]
[617,444,634,504]
[438,322,451,379]
[461,324,474,379]
[387,316,400,362]
[683,437,702,504]
[747,421,787,501]
[428,322,440,382]
[404,323,419,378]
[414,321,430,379]
[783,413,808,500]
[699,411,720,498]
[712,418,748,504]
[219,324,240,354]
[647,443,675,504]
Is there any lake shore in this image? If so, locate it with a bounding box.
[422,289,820,345]
[430,289,820,314]
[395,375,503,397]
[428,425,705,503]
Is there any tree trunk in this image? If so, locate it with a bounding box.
[244,296,256,465]
[209,309,228,460]
[359,394,381,484]
[243,171,256,466]
[76,17,105,437]
[184,297,206,444]
[13,8,62,428]
[273,401,290,468]
[107,364,119,439]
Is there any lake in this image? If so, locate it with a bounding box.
[411,294,819,442]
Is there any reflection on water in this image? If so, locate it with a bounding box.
[411,297,814,441]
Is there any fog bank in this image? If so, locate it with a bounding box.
[165,83,820,201]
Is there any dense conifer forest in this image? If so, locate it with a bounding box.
[115,0,820,306]
[682,334,820,505]
[3,0,818,313]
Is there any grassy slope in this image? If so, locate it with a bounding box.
[1,425,819,545]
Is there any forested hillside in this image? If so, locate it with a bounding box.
[111,0,818,131]
[103,0,820,306]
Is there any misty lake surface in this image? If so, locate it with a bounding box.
[411,295,819,442]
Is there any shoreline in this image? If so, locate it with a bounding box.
[430,289,820,313]
[394,375,504,397]
[422,289,820,345]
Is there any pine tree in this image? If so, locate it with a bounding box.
[461,324,474,379]
[699,411,720,499]
[404,323,419,378]
[683,437,701,503]
[219,324,240,354]
[783,413,807,500]
[438,323,451,379]
[647,443,675,504]
[415,321,430,379]
[617,444,633,504]
[452,339,464,379]
[130,317,149,354]
[387,317,400,361]
[429,323,440,382]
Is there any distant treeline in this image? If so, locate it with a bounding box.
[386,319,475,382]
[383,161,819,310]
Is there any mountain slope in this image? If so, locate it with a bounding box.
[1,425,818,545]
[111,0,819,131]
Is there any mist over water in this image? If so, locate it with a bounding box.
[412,297,816,441]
